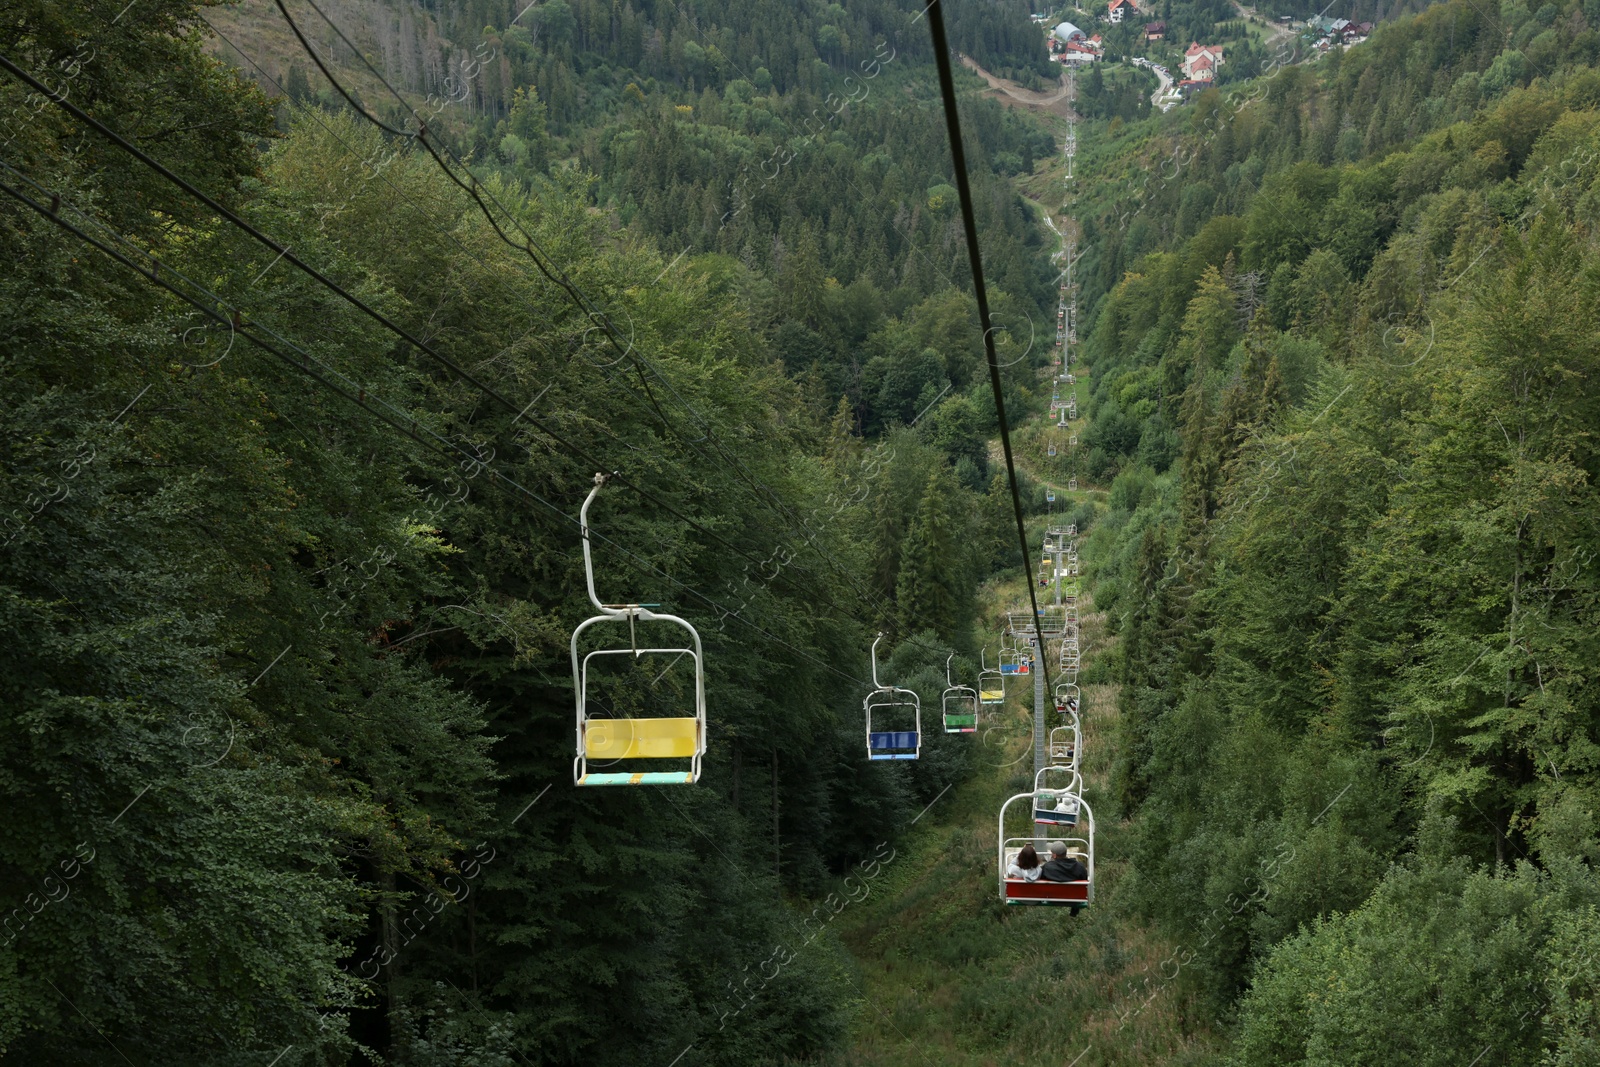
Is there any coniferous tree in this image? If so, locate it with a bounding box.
[895,467,964,642]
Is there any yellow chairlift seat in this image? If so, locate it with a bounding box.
[583,717,700,759]
[571,474,707,787]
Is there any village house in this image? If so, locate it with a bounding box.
[1107,0,1137,24]
[1305,15,1376,49]
[1181,41,1225,81]
[1145,21,1166,40]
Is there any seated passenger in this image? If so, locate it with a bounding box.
[1006,844,1042,882]
[1040,840,1088,882]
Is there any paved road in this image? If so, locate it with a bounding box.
[1149,63,1175,109]
[1130,55,1178,111]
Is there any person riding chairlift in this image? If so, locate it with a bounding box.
[1040,840,1087,882]
[1006,843,1042,882]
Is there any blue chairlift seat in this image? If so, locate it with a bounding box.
[868,731,919,759]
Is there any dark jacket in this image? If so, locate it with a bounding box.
[1040,854,1088,882]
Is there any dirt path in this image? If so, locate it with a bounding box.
[1231,0,1300,51]
[958,53,1078,121]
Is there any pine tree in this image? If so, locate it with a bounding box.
[895,467,962,641]
[284,62,312,103]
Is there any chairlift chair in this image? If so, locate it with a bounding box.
[998,633,1021,676]
[1067,477,1079,491]
[942,654,979,734]
[1000,792,1094,911]
[1049,723,1080,769]
[1046,489,1056,503]
[1033,766,1083,825]
[978,648,1006,705]
[1055,682,1081,720]
[864,634,920,760]
[572,474,707,786]
[1048,443,1057,457]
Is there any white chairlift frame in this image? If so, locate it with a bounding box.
[1033,764,1084,825]
[999,792,1094,908]
[572,474,706,787]
[978,648,1005,705]
[864,633,920,760]
[998,631,1022,675]
[1049,723,1080,771]
[941,654,979,734]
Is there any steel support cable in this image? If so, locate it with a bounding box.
[922,0,1054,695]
[0,162,875,692]
[0,50,924,654]
[277,0,911,632]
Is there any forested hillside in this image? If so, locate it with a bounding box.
[0,0,1066,1063]
[210,0,1059,449]
[5,0,1600,1062]
[1070,0,1600,1059]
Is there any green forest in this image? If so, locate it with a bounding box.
[3,0,1600,1063]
